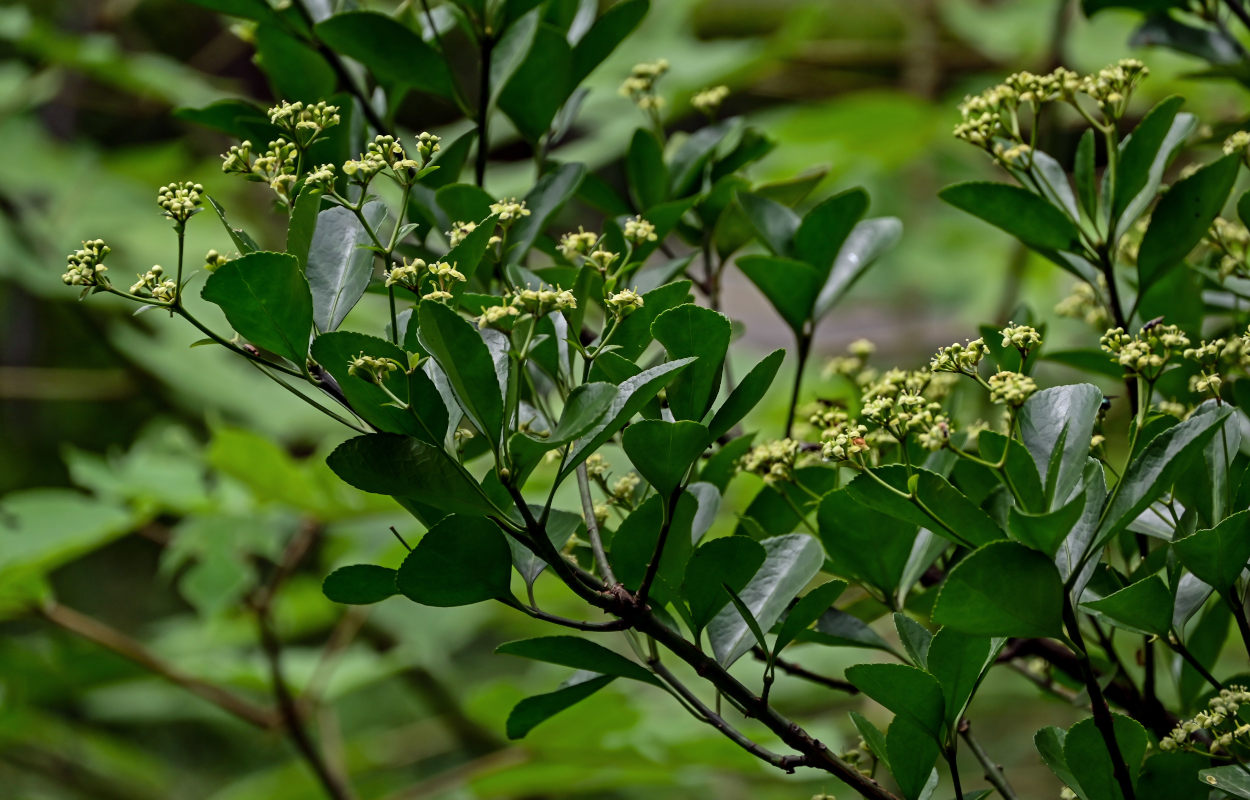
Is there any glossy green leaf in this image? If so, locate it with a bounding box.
[670,117,738,197]
[322,564,397,605]
[886,717,940,800]
[1137,153,1240,287]
[1019,383,1103,509]
[206,195,259,254]
[569,0,648,84]
[723,584,768,653]
[443,210,498,283]
[736,255,822,334]
[506,163,586,262]
[706,533,823,666]
[506,673,615,739]
[622,420,708,497]
[254,25,334,101]
[558,358,695,483]
[1084,576,1173,637]
[927,629,996,730]
[1036,726,1083,798]
[201,251,313,365]
[707,349,784,441]
[305,201,388,333]
[650,304,732,421]
[626,129,668,211]
[611,493,697,604]
[396,515,512,606]
[683,536,766,634]
[608,280,693,362]
[1138,752,1213,800]
[1199,765,1250,798]
[315,11,458,101]
[940,181,1083,253]
[1075,129,1097,219]
[844,466,1004,548]
[310,331,434,440]
[812,216,902,321]
[534,382,615,446]
[1064,715,1148,800]
[772,579,847,656]
[417,300,505,445]
[739,193,800,257]
[932,541,1064,638]
[807,607,895,653]
[286,185,322,269]
[1112,96,1185,225]
[895,614,933,669]
[1008,492,1086,558]
[818,488,916,594]
[845,662,946,740]
[1173,509,1250,590]
[498,23,572,141]
[489,7,540,107]
[793,187,868,275]
[497,636,660,686]
[327,433,499,517]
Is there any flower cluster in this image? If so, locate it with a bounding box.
[225,138,300,203]
[623,215,657,246]
[739,438,801,485]
[1160,686,1250,757]
[490,198,531,227]
[1000,323,1041,356]
[62,239,111,287]
[987,370,1038,407]
[347,352,402,384]
[385,258,465,302]
[930,338,988,374]
[267,100,340,146]
[157,181,203,224]
[820,423,870,461]
[511,286,577,317]
[825,338,876,380]
[1207,217,1250,280]
[447,220,477,248]
[1055,278,1110,329]
[129,265,177,302]
[303,163,336,193]
[620,59,669,113]
[692,85,729,116]
[1099,322,1191,381]
[415,131,440,165]
[606,288,645,318]
[862,391,950,447]
[203,250,231,272]
[559,227,600,260]
[477,302,520,328]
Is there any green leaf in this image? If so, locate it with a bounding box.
[1139,752,1214,800]
[506,673,615,739]
[622,420,709,496]
[506,163,586,262]
[772,579,847,656]
[705,533,824,666]
[286,185,322,269]
[254,25,334,101]
[812,217,902,321]
[927,629,996,730]
[201,251,313,365]
[207,196,260,254]
[1173,509,1250,590]
[396,515,512,606]
[1137,153,1240,287]
[1036,727,1083,798]
[650,304,732,421]
[1075,129,1097,219]
[1084,576,1173,637]
[314,11,458,102]
[932,541,1064,638]
[608,280,693,362]
[739,192,800,257]
[1096,400,1231,548]
[707,349,784,441]
[723,584,768,653]
[558,358,695,483]
[670,118,739,197]
[497,636,660,686]
[444,211,498,284]
[497,23,573,142]
[626,129,668,211]
[310,332,436,440]
[939,181,1083,253]
[1064,715,1148,800]
[1019,383,1103,510]
[507,507,581,589]
[851,711,892,770]
[327,433,499,517]
[736,255,822,334]
[1112,96,1186,226]
[322,564,397,605]
[894,614,933,669]
[611,493,697,604]
[489,7,541,107]
[845,662,946,740]
[535,382,615,446]
[1199,765,1250,799]
[1239,189,1250,230]
[569,0,648,84]
[683,536,766,634]
[818,489,916,595]
[184,0,282,23]
[808,607,895,652]
[417,301,505,445]
[844,466,1005,549]
[306,202,388,333]
[886,717,940,800]
[793,188,868,275]
[1008,492,1087,558]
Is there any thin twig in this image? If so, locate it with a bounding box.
[752,647,859,694]
[577,463,617,584]
[959,720,1019,800]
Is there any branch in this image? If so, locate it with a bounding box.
[959,720,1019,800]
[752,647,859,694]
[38,602,278,731]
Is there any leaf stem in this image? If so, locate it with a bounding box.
[577,462,617,585]
[785,332,812,438]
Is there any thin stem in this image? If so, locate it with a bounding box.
[637,490,682,606]
[752,647,859,694]
[1062,597,1136,800]
[785,333,812,438]
[944,746,964,800]
[1226,589,1250,661]
[500,597,632,631]
[475,34,494,187]
[577,463,617,585]
[960,723,1019,800]
[1170,637,1225,691]
[778,490,819,536]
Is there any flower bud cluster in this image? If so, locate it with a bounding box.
[559,227,600,260]
[477,302,520,329]
[1054,279,1110,330]
[513,286,577,316]
[739,438,802,485]
[623,215,657,245]
[268,100,340,146]
[1000,323,1042,356]
[987,370,1038,407]
[447,220,477,248]
[1207,217,1250,280]
[157,181,204,224]
[1099,322,1190,381]
[863,391,949,445]
[490,198,531,227]
[692,85,729,116]
[62,239,111,286]
[606,288,645,318]
[129,265,177,302]
[820,423,869,461]
[347,352,402,384]
[930,338,988,374]
[1161,686,1250,756]
[415,131,440,164]
[825,339,876,380]
[233,138,299,203]
[203,250,231,272]
[385,258,465,302]
[303,163,336,193]
[620,59,669,112]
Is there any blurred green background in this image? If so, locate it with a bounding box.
[1,1,1246,798]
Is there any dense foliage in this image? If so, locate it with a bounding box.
[14,1,1250,799]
